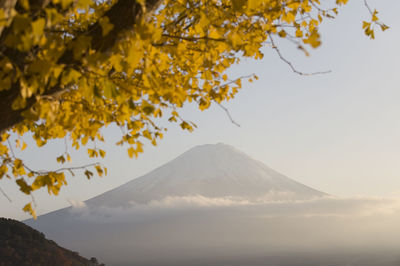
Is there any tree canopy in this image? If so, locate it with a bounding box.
[0,0,387,217]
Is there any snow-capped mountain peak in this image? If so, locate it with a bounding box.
[86,143,325,207]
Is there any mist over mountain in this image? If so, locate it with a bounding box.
[25,144,400,266]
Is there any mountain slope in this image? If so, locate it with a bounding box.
[87,143,325,207]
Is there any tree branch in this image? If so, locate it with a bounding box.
[0,0,163,134]
[0,186,12,202]
[270,36,331,76]
[215,102,241,127]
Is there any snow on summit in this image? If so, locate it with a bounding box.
[86,143,325,207]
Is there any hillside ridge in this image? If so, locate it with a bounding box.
[0,218,104,266]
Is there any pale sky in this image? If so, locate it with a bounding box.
[1,0,400,220]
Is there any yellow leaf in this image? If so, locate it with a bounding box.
[278,30,287,38]
[21,142,27,151]
[362,21,371,29]
[0,165,8,179]
[95,165,103,177]
[76,0,92,8]
[61,0,73,9]
[23,203,37,219]
[19,0,29,10]
[295,29,303,38]
[56,155,66,163]
[84,170,93,179]
[248,0,262,10]
[31,18,45,37]
[99,17,114,36]
[87,148,98,158]
[16,178,31,194]
[61,68,81,85]
[336,0,348,5]
[232,0,246,11]
[128,147,136,158]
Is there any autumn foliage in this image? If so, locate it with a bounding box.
[0,0,387,216]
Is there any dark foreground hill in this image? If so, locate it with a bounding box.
[0,218,103,266]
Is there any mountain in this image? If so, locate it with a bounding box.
[23,145,400,266]
[86,143,325,207]
[24,144,331,265]
[0,218,104,266]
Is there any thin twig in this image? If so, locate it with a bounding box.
[215,102,241,127]
[221,74,254,87]
[50,163,100,174]
[31,194,37,207]
[363,0,387,28]
[0,186,12,202]
[64,137,69,156]
[25,162,99,175]
[363,0,374,15]
[162,34,225,42]
[270,36,331,76]
[7,139,16,158]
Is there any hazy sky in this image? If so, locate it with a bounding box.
[1,0,400,220]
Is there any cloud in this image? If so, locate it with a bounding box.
[145,195,254,207]
[67,199,87,214]
[61,195,400,225]
[30,195,400,265]
[125,195,400,217]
